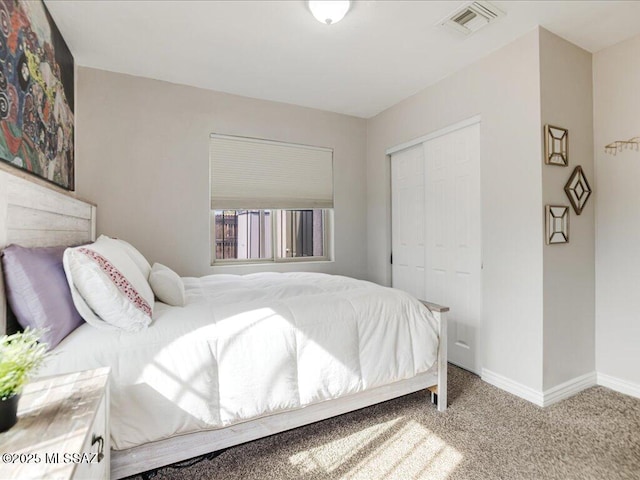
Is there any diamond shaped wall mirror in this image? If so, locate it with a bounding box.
[564,166,592,215]
[544,125,568,166]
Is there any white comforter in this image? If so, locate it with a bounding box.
[40,272,439,450]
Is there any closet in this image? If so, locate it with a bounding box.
[390,119,482,373]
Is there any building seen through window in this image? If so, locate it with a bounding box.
[214,209,325,261]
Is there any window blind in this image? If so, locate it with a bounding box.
[210,134,334,210]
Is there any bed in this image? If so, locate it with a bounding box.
[0,168,448,479]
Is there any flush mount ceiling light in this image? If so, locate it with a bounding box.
[308,1,350,25]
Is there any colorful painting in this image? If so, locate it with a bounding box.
[0,0,74,190]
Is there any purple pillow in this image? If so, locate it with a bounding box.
[1,245,84,350]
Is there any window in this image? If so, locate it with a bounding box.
[277,209,325,258]
[212,209,328,262]
[214,210,272,261]
[210,135,333,264]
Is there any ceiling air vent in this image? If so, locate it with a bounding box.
[440,1,505,36]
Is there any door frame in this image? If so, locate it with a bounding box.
[386,115,482,156]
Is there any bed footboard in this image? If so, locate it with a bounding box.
[420,300,448,412]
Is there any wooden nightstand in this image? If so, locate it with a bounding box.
[0,368,110,480]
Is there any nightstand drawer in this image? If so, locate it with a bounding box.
[73,391,109,480]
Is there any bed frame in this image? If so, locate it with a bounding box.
[0,167,448,479]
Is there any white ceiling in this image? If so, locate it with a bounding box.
[45,0,640,118]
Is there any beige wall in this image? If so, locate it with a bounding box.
[539,29,595,390]
[594,33,640,388]
[76,67,368,279]
[366,29,545,390]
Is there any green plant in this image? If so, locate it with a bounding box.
[0,328,50,400]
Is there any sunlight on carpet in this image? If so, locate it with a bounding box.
[289,416,463,479]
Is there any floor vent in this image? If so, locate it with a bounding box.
[439,1,505,36]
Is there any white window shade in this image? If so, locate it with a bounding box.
[210,135,334,210]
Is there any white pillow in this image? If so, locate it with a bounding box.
[113,237,152,280]
[149,263,186,307]
[63,236,154,332]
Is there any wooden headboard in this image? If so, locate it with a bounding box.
[0,169,96,335]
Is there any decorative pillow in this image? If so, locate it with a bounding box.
[63,236,154,332]
[113,237,152,280]
[149,263,186,307]
[1,245,84,350]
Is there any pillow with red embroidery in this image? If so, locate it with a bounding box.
[63,235,154,332]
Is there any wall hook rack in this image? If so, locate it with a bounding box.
[605,137,640,155]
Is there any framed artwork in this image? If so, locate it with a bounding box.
[545,205,569,245]
[0,0,75,190]
[544,125,568,167]
[564,166,592,215]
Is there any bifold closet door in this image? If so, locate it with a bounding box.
[391,122,481,374]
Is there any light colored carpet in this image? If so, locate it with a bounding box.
[131,365,640,480]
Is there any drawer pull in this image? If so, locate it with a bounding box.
[91,434,105,463]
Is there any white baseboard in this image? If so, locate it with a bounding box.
[481,369,597,407]
[597,373,640,399]
[481,369,544,406]
[542,372,597,407]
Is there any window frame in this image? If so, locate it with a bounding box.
[210,208,332,266]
